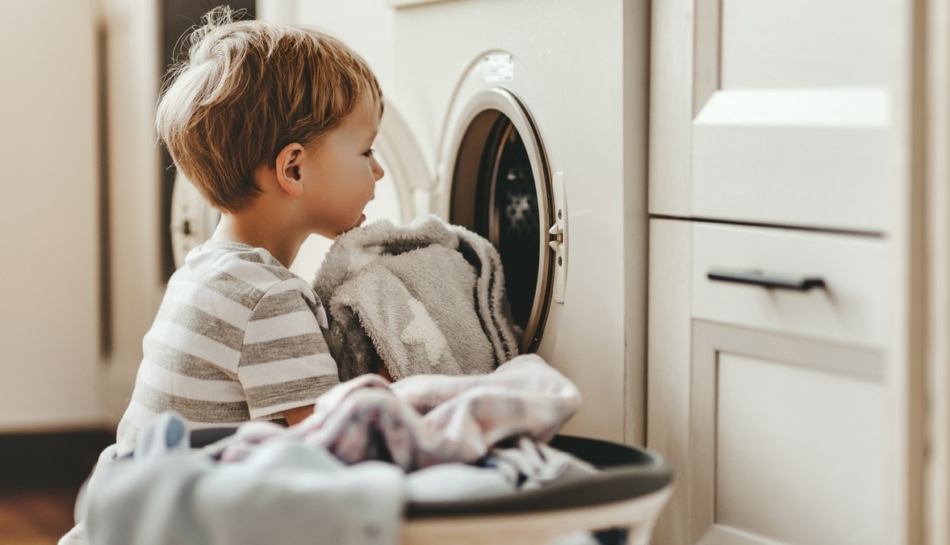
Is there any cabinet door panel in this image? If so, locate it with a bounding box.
[692,88,890,231]
[720,0,889,89]
[649,0,901,227]
[688,0,895,231]
[691,322,886,545]
[717,353,885,543]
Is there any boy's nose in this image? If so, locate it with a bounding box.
[372,157,385,181]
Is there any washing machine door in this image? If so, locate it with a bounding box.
[170,170,221,268]
[442,87,559,354]
[169,98,432,273]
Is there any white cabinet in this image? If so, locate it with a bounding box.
[649,221,893,545]
[647,0,919,543]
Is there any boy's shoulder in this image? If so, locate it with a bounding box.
[175,241,309,299]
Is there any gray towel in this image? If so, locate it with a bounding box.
[313,214,520,381]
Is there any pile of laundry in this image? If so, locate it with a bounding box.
[61,217,615,545]
[69,355,596,545]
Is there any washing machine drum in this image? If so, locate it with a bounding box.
[449,106,554,354]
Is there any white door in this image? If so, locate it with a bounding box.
[0,0,105,429]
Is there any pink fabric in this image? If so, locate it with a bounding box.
[204,354,581,471]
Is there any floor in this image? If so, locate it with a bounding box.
[0,430,113,545]
[0,487,78,545]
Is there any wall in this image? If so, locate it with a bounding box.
[0,0,105,430]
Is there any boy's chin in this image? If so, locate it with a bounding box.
[328,214,367,238]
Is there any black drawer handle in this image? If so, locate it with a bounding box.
[707,268,826,291]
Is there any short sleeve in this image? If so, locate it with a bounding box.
[238,279,340,420]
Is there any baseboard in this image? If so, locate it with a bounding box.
[0,430,114,489]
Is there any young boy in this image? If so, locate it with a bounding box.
[115,9,385,455]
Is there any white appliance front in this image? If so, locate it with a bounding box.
[389,0,649,443]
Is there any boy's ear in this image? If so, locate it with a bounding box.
[274,142,306,197]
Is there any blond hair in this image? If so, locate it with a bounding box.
[156,8,383,212]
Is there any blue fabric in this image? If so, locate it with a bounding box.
[133,411,190,459]
[84,413,405,545]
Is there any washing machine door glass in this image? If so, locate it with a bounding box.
[449,91,552,353]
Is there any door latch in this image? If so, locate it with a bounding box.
[548,172,568,303]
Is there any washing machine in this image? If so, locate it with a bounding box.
[173,0,650,444]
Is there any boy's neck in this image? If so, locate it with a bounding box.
[211,211,307,269]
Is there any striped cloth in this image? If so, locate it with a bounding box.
[116,241,340,455]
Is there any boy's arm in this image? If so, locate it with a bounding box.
[240,278,339,425]
[283,404,315,426]
[282,366,393,426]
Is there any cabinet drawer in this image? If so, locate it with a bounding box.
[687,0,893,232]
[691,223,887,347]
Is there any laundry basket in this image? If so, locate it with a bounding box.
[189,431,673,545]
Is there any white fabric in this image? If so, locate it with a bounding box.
[205,354,581,471]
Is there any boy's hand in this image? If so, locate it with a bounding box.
[283,404,315,426]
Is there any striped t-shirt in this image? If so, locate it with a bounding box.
[116,241,340,454]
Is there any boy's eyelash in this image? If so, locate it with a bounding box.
[363,148,376,157]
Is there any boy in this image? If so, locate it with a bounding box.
[115,8,385,455]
